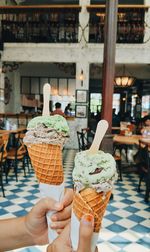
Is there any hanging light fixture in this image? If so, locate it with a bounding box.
[114,65,136,87]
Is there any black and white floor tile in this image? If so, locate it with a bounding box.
[0,149,150,252]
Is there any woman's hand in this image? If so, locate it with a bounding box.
[47,214,98,252]
[25,188,73,245]
[0,189,73,251]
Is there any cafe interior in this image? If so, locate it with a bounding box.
[0,0,150,251]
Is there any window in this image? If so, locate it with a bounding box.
[90,93,120,114]
[113,94,120,114]
[90,93,102,114]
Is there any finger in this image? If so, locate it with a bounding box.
[33,197,64,216]
[58,223,71,246]
[50,219,70,230]
[51,204,71,221]
[62,188,74,207]
[46,225,71,252]
[77,214,94,252]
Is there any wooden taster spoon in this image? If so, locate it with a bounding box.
[42,83,51,116]
[88,120,109,154]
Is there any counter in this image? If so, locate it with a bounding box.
[0,113,87,150]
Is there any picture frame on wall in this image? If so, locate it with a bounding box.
[75,105,87,118]
[76,89,88,103]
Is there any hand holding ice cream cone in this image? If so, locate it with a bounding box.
[71,120,117,252]
[24,83,70,243]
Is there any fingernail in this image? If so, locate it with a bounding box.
[81,214,94,226]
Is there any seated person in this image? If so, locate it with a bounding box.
[51,102,66,117]
[140,114,150,136]
[64,103,72,116]
[0,119,4,129]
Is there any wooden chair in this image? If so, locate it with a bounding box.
[101,134,122,181]
[137,140,150,203]
[1,134,9,183]
[113,141,128,163]
[19,133,31,172]
[113,142,123,181]
[0,139,5,197]
[114,154,122,181]
[6,133,27,182]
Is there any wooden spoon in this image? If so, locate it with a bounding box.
[88,120,109,154]
[42,83,51,116]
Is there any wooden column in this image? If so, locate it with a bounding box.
[101,0,118,133]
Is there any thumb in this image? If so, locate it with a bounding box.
[77,214,94,252]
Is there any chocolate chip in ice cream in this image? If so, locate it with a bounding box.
[89,167,103,175]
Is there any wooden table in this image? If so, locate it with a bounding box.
[0,127,26,135]
[112,127,120,130]
[113,134,144,146]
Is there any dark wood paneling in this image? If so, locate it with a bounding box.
[91,0,144,4]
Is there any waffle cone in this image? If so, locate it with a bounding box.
[27,144,64,185]
[73,188,111,232]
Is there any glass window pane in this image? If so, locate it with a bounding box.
[21,77,30,94]
[40,78,49,94]
[113,94,120,114]
[31,78,39,94]
[90,93,102,114]
[68,79,75,96]
[59,79,67,96]
[50,78,58,95]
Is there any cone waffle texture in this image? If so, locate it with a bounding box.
[73,188,111,232]
[27,144,64,185]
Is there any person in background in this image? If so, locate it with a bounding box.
[95,110,101,124]
[51,102,66,117]
[112,108,120,127]
[88,112,97,133]
[0,119,4,129]
[140,114,150,135]
[64,103,72,116]
[122,111,133,123]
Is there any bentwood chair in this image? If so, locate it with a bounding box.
[1,134,9,183]
[0,139,5,197]
[113,142,128,163]
[114,154,122,181]
[6,133,27,182]
[137,140,150,203]
[19,133,31,172]
[77,130,91,151]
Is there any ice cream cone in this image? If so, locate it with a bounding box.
[73,188,111,232]
[27,143,64,185]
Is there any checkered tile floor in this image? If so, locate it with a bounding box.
[0,149,150,252]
